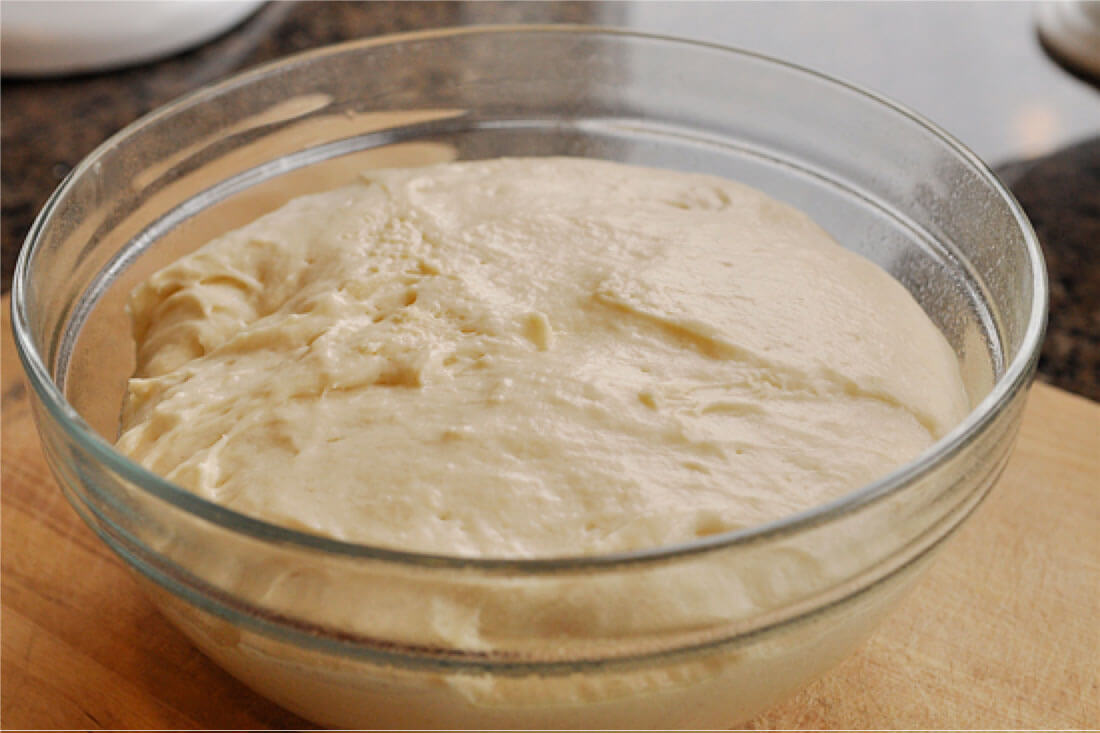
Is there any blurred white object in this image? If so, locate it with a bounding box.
[1037,0,1100,77]
[1,0,265,76]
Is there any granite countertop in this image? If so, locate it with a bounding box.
[2,1,1097,400]
[999,139,1100,402]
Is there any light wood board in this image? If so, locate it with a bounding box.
[3,294,1097,729]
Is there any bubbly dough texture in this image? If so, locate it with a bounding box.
[118,157,969,557]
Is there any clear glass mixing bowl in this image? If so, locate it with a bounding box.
[11,26,1045,729]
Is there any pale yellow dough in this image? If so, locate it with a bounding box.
[118,157,969,558]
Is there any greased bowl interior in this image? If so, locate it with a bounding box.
[12,26,1044,729]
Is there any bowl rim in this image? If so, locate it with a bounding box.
[11,24,1048,573]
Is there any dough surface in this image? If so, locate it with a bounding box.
[117,157,969,557]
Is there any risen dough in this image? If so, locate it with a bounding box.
[117,157,968,557]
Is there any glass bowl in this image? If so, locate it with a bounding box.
[11,26,1045,729]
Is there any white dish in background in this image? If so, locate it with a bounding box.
[0,0,264,76]
[1037,0,1100,78]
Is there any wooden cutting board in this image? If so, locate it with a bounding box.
[3,293,1097,729]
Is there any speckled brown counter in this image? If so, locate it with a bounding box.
[2,1,1096,400]
[997,137,1100,402]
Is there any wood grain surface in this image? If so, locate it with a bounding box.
[3,294,1098,730]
